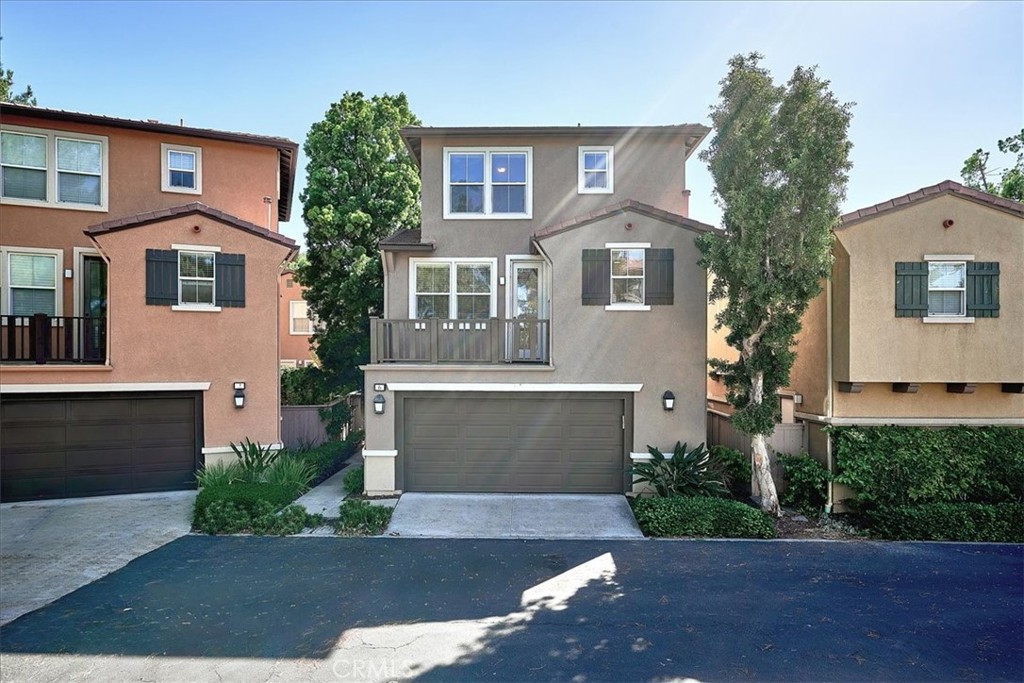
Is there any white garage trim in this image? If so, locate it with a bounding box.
[385,382,643,392]
[202,443,283,455]
[362,449,398,458]
[1,382,211,394]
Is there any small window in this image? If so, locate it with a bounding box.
[412,259,495,319]
[414,263,451,318]
[611,249,644,304]
[578,146,614,194]
[5,251,59,316]
[928,261,966,317]
[56,137,102,205]
[178,251,215,306]
[444,148,531,218]
[1,131,48,201]
[290,300,311,335]
[161,143,202,194]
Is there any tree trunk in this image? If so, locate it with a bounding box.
[752,433,780,516]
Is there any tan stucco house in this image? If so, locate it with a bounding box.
[361,124,714,495]
[0,103,298,501]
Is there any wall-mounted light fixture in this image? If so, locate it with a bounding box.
[234,382,246,409]
[373,393,386,415]
[662,390,675,411]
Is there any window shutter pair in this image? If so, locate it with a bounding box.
[581,248,674,306]
[894,261,999,318]
[144,249,246,307]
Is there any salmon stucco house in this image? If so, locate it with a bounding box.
[361,124,714,496]
[0,103,298,501]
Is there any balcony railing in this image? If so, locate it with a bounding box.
[1,314,107,364]
[370,317,550,364]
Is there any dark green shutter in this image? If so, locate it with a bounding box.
[216,253,246,308]
[582,249,610,305]
[966,262,999,318]
[645,248,674,305]
[894,262,928,317]
[145,249,178,306]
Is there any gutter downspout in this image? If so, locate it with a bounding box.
[84,234,113,367]
[825,276,835,513]
[529,237,555,366]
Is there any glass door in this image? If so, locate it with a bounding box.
[509,261,547,362]
[81,256,107,360]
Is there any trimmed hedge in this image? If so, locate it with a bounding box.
[302,430,364,486]
[779,453,830,514]
[193,482,299,523]
[631,496,776,539]
[867,503,1024,543]
[831,426,1024,508]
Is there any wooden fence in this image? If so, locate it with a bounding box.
[281,392,364,449]
[707,409,807,495]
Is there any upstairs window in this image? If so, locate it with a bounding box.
[290,300,312,335]
[611,248,644,304]
[895,259,999,321]
[411,259,497,319]
[443,148,531,219]
[56,138,102,205]
[2,248,61,317]
[927,261,966,317]
[1,126,108,210]
[1,131,47,201]
[578,146,614,194]
[161,143,202,194]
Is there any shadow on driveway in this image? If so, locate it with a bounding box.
[0,537,1021,681]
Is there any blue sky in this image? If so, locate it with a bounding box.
[3,1,1021,246]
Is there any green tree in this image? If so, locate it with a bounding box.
[0,38,37,105]
[699,53,853,515]
[297,92,421,400]
[961,130,1024,202]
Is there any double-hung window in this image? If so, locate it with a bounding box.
[161,143,202,194]
[2,248,61,317]
[578,146,614,193]
[290,300,312,335]
[178,251,216,306]
[927,261,966,317]
[611,248,645,305]
[444,148,531,218]
[1,126,107,209]
[411,259,496,319]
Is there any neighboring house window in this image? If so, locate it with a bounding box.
[0,126,108,210]
[895,259,999,320]
[1,247,63,317]
[145,248,246,310]
[179,251,215,305]
[410,258,497,319]
[582,245,674,310]
[290,300,312,335]
[160,143,202,194]
[443,147,531,219]
[578,146,614,194]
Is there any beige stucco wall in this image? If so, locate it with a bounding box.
[1,215,292,456]
[836,194,1023,384]
[834,382,1023,419]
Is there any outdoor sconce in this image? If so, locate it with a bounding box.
[233,382,246,409]
[373,393,386,415]
[662,390,675,411]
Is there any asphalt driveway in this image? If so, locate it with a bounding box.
[0,537,1020,682]
[0,490,195,625]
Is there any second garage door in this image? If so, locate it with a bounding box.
[402,394,627,493]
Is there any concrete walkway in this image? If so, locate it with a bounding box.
[0,490,195,626]
[293,467,350,519]
[387,493,644,539]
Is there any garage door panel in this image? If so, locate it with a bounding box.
[133,469,196,491]
[67,472,134,496]
[2,450,66,473]
[462,424,512,440]
[67,423,133,447]
[2,475,66,500]
[132,421,194,445]
[1,425,67,450]
[66,447,133,469]
[69,399,132,422]
[412,424,460,440]
[1,400,66,422]
[133,398,194,419]
[131,444,196,466]
[411,447,460,465]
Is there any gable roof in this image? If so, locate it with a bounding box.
[533,199,717,241]
[379,228,435,252]
[400,124,710,167]
[85,202,298,251]
[1,103,299,221]
[840,180,1024,228]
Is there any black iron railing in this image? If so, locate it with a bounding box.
[1,314,107,364]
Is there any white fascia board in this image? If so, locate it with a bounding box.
[384,382,643,392]
[1,382,212,394]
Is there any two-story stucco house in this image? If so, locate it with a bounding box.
[0,103,298,501]
[279,267,317,369]
[361,124,715,496]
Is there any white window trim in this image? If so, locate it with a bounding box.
[1,124,109,212]
[0,245,64,318]
[442,147,533,220]
[926,260,967,318]
[924,254,975,261]
[290,300,312,335]
[578,145,614,194]
[605,304,652,312]
[610,246,646,308]
[161,143,203,195]
[171,243,220,253]
[408,257,499,319]
[72,246,101,318]
[177,250,217,309]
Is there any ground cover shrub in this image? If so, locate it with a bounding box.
[298,430,365,485]
[709,445,751,497]
[336,500,392,536]
[867,502,1024,543]
[630,496,776,539]
[195,499,323,536]
[343,466,364,495]
[193,482,298,525]
[779,453,830,514]
[631,442,728,498]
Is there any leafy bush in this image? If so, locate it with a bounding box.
[709,445,751,496]
[193,482,298,525]
[230,439,280,483]
[195,499,323,535]
[297,430,364,485]
[263,453,317,492]
[251,504,324,536]
[343,466,364,495]
[280,365,334,406]
[779,453,831,514]
[631,442,728,498]
[631,496,776,539]
[336,500,392,536]
[867,502,1024,543]
[831,426,1024,508]
[195,461,242,489]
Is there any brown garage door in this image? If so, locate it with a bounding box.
[403,394,626,493]
[1,393,200,502]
